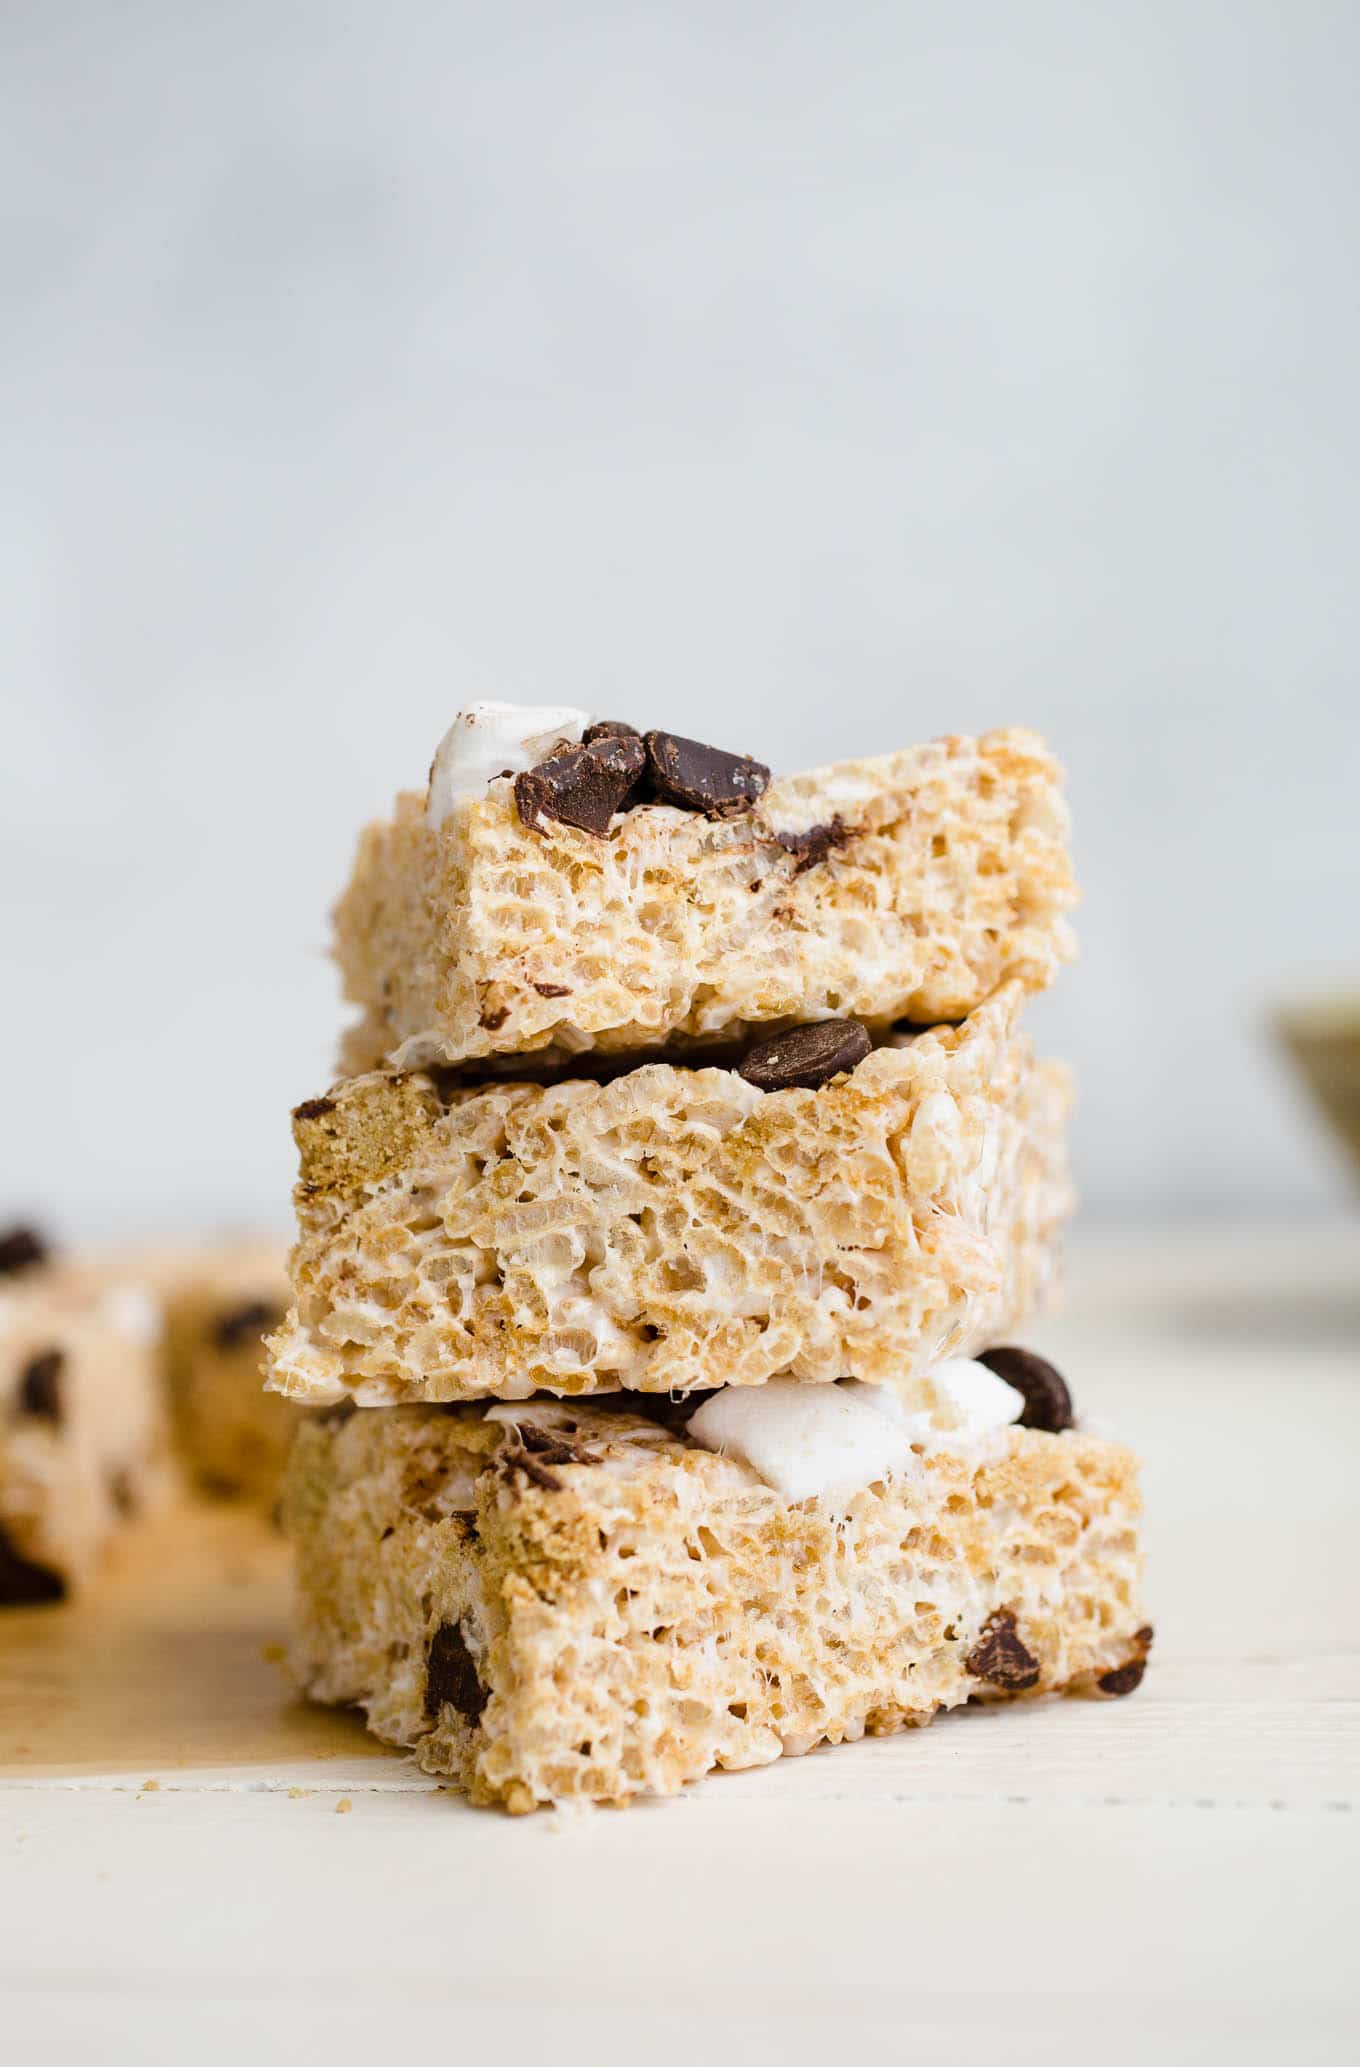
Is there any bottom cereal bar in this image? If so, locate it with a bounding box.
[284,1362,1149,1811]
[0,1233,172,1602]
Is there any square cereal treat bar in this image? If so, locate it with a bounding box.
[160,1237,304,1502]
[267,981,1072,1408]
[334,707,1076,1072]
[0,1231,172,1603]
[283,1377,1149,1812]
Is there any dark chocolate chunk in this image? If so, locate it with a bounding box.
[533,982,571,998]
[1098,1624,1153,1695]
[515,734,647,839]
[643,731,770,818]
[976,1347,1074,1433]
[500,1445,563,1492]
[738,1019,872,1093]
[773,817,849,874]
[515,1420,595,1467]
[0,1226,48,1277]
[198,1472,244,1499]
[0,1524,65,1605]
[213,1300,283,1352]
[497,1417,599,1492]
[479,1004,510,1031]
[108,1467,138,1517]
[17,1349,64,1425]
[582,720,641,745]
[424,1620,487,1724]
[292,1096,336,1123]
[964,1609,1040,1690]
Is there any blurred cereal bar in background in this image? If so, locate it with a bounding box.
[158,1237,301,1502]
[0,1228,172,1603]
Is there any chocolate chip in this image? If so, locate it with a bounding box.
[976,1347,1074,1433]
[198,1472,244,1499]
[424,1620,487,1724]
[0,1226,48,1277]
[0,1524,65,1605]
[516,1421,594,1467]
[515,734,647,838]
[964,1609,1040,1690]
[213,1301,282,1352]
[533,982,571,998]
[17,1350,64,1425]
[108,1468,138,1517]
[292,1096,336,1123]
[496,1417,599,1492]
[773,817,849,873]
[643,731,770,818]
[1097,1658,1147,1697]
[582,720,641,744]
[500,1446,563,1492]
[1097,1623,1153,1695]
[479,1005,510,1031]
[738,1019,872,1093]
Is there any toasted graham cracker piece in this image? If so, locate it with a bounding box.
[283,1399,1148,1812]
[334,728,1076,1073]
[267,982,1073,1407]
[0,1263,172,1602]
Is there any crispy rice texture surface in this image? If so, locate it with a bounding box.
[0,1268,172,1597]
[267,983,1073,1407]
[283,1400,1147,1812]
[333,729,1077,1073]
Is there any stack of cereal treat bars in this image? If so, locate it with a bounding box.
[269,705,1151,1811]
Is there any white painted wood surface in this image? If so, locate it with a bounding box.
[2,1228,1357,2065]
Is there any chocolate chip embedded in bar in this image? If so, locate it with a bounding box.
[1096,1622,1154,1696]
[18,1349,64,1425]
[644,731,770,818]
[514,733,647,838]
[738,1018,872,1093]
[0,1226,48,1278]
[1097,1658,1147,1696]
[773,817,849,874]
[976,1346,1074,1433]
[581,719,641,744]
[293,1096,337,1123]
[964,1608,1041,1690]
[424,1619,487,1723]
[0,1524,66,1605]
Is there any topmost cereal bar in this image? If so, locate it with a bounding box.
[333,704,1076,1072]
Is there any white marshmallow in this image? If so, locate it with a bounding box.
[98,1283,162,1348]
[426,701,593,828]
[688,1363,1026,1508]
[687,1378,920,1507]
[918,1357,1025,1439]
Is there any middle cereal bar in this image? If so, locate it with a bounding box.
[267,981,1071,1409]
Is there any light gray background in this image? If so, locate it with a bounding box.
[3,0,1357,1240]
